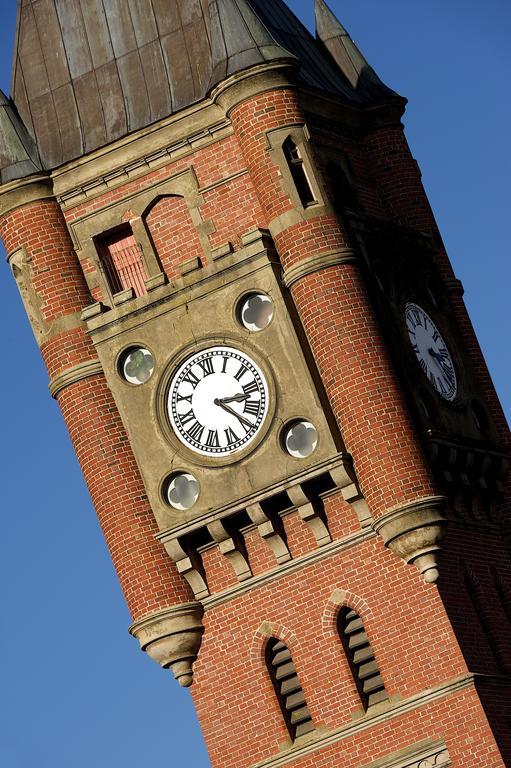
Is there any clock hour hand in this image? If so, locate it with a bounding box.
[217,393,250,404]
[214,399,253,429]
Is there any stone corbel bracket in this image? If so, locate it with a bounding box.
[163,538,210,600]
[129,602,205,688]
[246,501,291,564]
[207,519,253,582]
[373,496,447,583]
[287,483,332,547]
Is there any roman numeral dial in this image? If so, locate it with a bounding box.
[405,302,457,402]
[168,347,269,456]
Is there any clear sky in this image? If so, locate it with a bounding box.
[0,2,509,767]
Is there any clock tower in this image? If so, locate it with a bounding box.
[1,1,510,766]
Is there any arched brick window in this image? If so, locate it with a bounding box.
[265,637,314,740]
[337,607,388,710]
[283,137,316,208]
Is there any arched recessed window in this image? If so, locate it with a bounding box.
[283,137,317,208]
[266,637,314,740]
[337,607,388,710]
[96,225,147,298]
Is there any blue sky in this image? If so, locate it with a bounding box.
[0,2,509,767]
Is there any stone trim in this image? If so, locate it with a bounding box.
[282,249,357,289]
[250,621,302,667]
[49,359,104,399]
[443,277,464,296]
[129,602,204,688]
[55,119,232,210]
[350,740,449,768]
[373,496,447,584]
[321,589,374,639]
[202,529,376,611]
[0,174,54,218]
[248,674,473,768]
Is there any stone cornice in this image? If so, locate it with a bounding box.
[210,61,299,116]
[49,359,104,399]
[202,528,376,611]
[282,249,357,289]
[0,174,54,219]
[248,674,477,768]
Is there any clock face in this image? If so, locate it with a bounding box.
[405,303,457,401]
[168,346,269,456]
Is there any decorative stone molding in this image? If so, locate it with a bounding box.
[330,461,373,527]
[247,502,291,565]
[49,359,104,399]
[129,602,205,688]
[203,529,375,611]
[250,621,301,667]
[321,588,374,639]
[282,248,357,289]
[373,496,447,583]
[0,174,54,218]
[287,483,332,547]
[207,519,253,582]
[163,538,210,601]
[443,277,464,296]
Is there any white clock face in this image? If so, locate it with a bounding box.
[168,346,269,456]
[405,302,457,401]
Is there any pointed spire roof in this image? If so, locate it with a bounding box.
[0,90,42,184]
[209,0,297,88]
[314,0,396,98]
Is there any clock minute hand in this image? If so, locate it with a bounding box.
[214,399,253,429]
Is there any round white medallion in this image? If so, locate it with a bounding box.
[168,346,269,457]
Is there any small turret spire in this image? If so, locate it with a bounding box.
[0,91,42,184]
[208,0,297,89]
[314,0,392,96]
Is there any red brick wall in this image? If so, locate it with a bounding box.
[0,200,191,620]
[229,88,437,517]
[192,527,506,767]
[145,195,206,282]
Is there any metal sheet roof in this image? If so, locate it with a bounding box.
[5,0,396,175]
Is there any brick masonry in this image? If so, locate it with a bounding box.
[1,70,510,768]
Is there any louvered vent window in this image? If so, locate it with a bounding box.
[338,607,388,710]
[266,638,314,740]
[283,137,316,207]
[97,227,148,298]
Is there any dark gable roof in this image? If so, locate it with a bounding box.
[5,0,397,175]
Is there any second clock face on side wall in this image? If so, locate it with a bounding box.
[405,302,457,402]
[168,346,269,457]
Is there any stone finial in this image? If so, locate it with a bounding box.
[373,497,447,583]
[130,603,205,688]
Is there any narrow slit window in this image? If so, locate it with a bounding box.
[97,227,147,298]
[283,137,317,207]
[266,637,314,740]
[338,607,388,710]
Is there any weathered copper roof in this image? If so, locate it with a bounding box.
[0,90,42,184]
[5,0,398,176]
